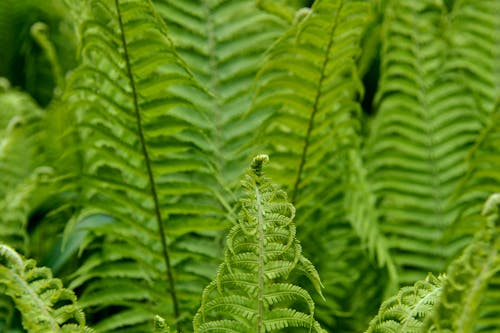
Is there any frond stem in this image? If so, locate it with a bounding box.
[291,3,342,203]
[255,184,265,333]
[114,0,180,328]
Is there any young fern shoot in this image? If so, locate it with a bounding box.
[0,244,94,333]
[193,155,325,332]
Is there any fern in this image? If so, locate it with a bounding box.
[366,192,500,333]
[425,193,500,333]
[63,0,225,330]
[448,0,500,113]
[365,0,483,284]
[0,244,94,333]
[449,103,500,254]
[365,274,443,333]
[193,155,325,333]
[153,315,171,333]
[249,0,394,328]
[153,0,287,188]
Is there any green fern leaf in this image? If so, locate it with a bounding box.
[0,244,94,333]
[365,274,443,333]
[193,155,325,333]
[63,0,226,330]
[425,193,500,333]
[449,0,500,113]
[365,0,483,284]
[153,315,171,333]
[153,0,287,188]
[249,0,394,328]
[448,103,500,253]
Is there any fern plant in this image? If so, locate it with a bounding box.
[0,244,93,333]
[1,0,500,332]
[366,192,500,333]
[61,0,228,330]
[193,155,325,333]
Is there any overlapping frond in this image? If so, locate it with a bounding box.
[248,0,393,328]
[193,155,325,333]
[251,0,369,203]
[63,0,225,330]
[425,193,500,333]
[365,274,443,333]
[448,105,500,250]
[0,244,94,333]
[153,0,287,187]
[366,193,500,333]
[365,0,483,284]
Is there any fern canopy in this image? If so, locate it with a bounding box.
[194,155,325,333]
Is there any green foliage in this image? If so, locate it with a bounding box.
[365,192,500,333]
[425,193,500,333]
[0,244,93,333]
[1,0,500,332]
[365,274,443,333]
[365,0,483,284]
[193,155,325,333]
[63,0,225,330]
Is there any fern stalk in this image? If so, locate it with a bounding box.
[291,1,342,203]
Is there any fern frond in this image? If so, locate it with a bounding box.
[153,0,286,188]
[0,89,44,199]
[448,103,500,253]
[193,155,325,333]
[449,0,500,113]
[250,0,393,266]
[0,244,94,333]
[251,0,369,203]
[64,0,225,330]
[153,315,171,333]
[249,0,394,328]
[365,0,483,283]
[425,193,500,333]
[365,274,443,333]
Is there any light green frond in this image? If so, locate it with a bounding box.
[0,89,44,198]
[251,0,371,203]
[448,103,500,253]
[0,244,94,333]
[365,0,483,284]
[256,0,306,23]
[425,193,500,333]
[63,0,226,330]
[193,155,325,333]
[153,0,287,188]
[249,0,393,327]
[365,274,443,333]
[153,315,171,333]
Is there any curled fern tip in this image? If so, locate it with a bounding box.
[251,154,269,177]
